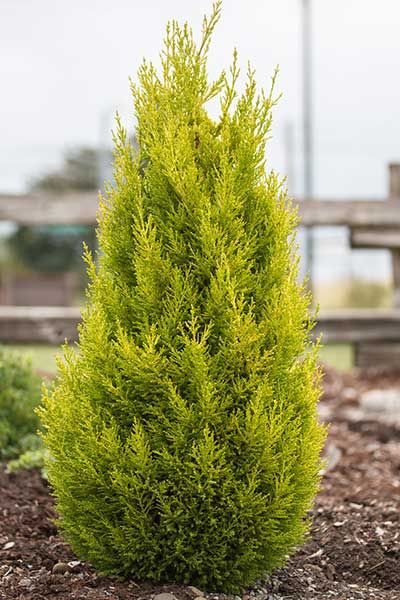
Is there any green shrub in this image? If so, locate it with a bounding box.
[6,438,49,477]
[346,278,390,308]
[0,347,41,459]
[40,3,325,592]
[8,224,96,274]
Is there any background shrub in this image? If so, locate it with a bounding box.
[0,346,41,460]
[6,438,49,476]
[40,3,326,592]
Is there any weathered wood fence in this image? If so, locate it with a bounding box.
[1,163,400,367]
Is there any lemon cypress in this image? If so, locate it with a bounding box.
[40,3,326,592]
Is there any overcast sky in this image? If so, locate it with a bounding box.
[1,0,400,199]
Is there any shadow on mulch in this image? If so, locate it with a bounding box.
[1,366,399,600]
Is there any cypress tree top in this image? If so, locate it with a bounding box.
[41,3,326,592]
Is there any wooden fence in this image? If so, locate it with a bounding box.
[1,163,400,367]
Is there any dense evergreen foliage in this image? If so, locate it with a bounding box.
[0,347,41,459]
[40,4,325,592]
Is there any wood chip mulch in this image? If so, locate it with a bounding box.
[1,365,399,600]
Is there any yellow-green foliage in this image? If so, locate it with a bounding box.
[0,346,41,459]
[40,3,325,592]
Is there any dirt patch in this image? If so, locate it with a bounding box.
[1,366,399,599]
[265,418,400,599]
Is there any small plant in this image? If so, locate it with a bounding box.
[40,3,325,592]
[0,346,41,460]
[346,278,390,308]
[6,438,49,477]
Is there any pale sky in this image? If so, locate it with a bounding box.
[1,0,400,283]
[1,0,400,199]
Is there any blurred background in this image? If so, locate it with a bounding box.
[1,0,400,371]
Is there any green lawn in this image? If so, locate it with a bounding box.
[319,343,354,371]
[4,344,61,374]
[4,341,354,375]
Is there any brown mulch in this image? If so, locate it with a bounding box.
[1,366,400,600]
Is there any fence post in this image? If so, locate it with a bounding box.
[390,164,400,308]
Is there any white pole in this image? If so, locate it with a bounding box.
[302,0,314,294]
[284,120,295,195]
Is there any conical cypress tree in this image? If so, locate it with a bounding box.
[40,3,326,592]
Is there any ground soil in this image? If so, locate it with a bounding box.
[1,366,399,600]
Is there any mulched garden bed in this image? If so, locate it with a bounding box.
[1,366,399,600]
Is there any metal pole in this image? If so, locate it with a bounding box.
[284,120,295,195]
[302,0,314,293]
[98,109,111,192]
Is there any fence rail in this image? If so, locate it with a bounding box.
[2,163,400,367]
[0,192,97,225]
[2,305,399,343]
[0,306,81,345]
[2,192,400,228]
